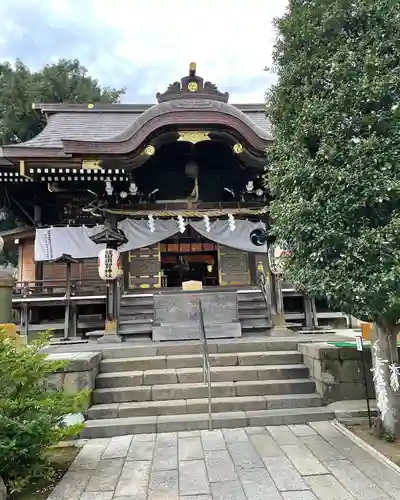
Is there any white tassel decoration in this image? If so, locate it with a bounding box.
[371,340,390,419]
[177,215,186,233]
[228,214,236,231]
[148,214,155,233]
[389,364,400,392]
[204,215,211,232]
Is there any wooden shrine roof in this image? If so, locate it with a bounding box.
[0,64,272,160]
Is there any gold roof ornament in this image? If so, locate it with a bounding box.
[233,143,244,154]
[144,145,156,156]
[178,131,210,144]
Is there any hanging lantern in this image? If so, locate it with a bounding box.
[268,243,291,275]
[98,248,121,280]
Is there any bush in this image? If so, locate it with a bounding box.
[0,330,88,493]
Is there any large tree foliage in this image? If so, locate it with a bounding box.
[0,58,125,145]
[0,59,125,262]
[266,0,400,434]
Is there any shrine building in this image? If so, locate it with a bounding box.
[0,63,345,339]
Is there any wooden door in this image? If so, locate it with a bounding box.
[218,245,251,286]
[128,244,161,289]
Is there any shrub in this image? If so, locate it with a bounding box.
[0,330,88,493]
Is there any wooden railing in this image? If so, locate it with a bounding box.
[13,278,107,297]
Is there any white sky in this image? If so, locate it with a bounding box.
[1,0,288,103]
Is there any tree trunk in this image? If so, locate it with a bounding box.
[371,322,400,438]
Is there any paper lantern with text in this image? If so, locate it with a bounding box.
[98,248,120,280]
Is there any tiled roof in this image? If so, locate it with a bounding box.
[15,103,271,149]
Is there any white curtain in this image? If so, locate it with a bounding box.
[35,218,266,261]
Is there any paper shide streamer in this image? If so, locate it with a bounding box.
[228,214,236,231]
[177,215,186,233]
[203,215,211,232]
[147,214,155,233]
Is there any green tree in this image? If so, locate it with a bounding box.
[0,58,125,145]
[0,58,126,246]
[266,0,400,436]
[0,331,88,493]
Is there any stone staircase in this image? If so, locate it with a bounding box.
[119,290,270,340]
[118,294,154,339]
[82,338,333,438]
[237,290,270,334]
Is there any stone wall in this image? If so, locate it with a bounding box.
[299,342,376,404]
[46,351,101,400]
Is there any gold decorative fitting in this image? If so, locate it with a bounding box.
[82,159,101,170]
[189,62,196,73]
[233,143,244,154]
[31,103,36,110]
[87,103,94,109]
[144,145,156,156]
[178,131,210,144]
[188,81,198,92]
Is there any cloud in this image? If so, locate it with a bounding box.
[0,0,287,103]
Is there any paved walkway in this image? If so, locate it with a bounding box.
[47,421,400,500]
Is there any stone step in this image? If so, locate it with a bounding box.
[92,379,315,404]
[239,302,268,310]
[95,365,309,388]
[99,351,303,372]
[239,313,270,320]
[119,307,154,316]
[119,317,154,325]
[81,406,333,438]
[99,339,301,359]
[118,324,153,335]
[120,298,153,304]
[86,393,323,420]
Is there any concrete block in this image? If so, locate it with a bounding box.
[212,366,257,382]
[118,400,186,417]
[305,474,354,500]
[93,386,151,404]
[266,394,322,410]
[157,413,210,433]
[280,444,328,475]
[148,470,178,500]
[178,437,204,461]
[235,379,315,396]
[204,449,238,483]
[265,455,308,491]
[238,468,283,500]
[152,445,178,471]
[47,352,101,372]
[85,458,124,492]
[95,371,143,389]
[179,460,210,497]
[143,368,177,385]
[227,441,264,469]
[87,403,119,420]
[200,429,226,451]
[83,417,157,439]
[47,372,64,391]
[211,480,246,500]
[212,411,248,429]
[152,382,235,401]
[166,354,202,369]
[114,460,151,499]
[64,371,93,392]
[257,365,308,380]
[176,367,204,383]
[100,356,167,372]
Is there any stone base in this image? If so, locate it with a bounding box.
[269,325,296,337]
[97,334,122,344]
[153,322,242,341]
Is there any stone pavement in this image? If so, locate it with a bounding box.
[47,421,400,500]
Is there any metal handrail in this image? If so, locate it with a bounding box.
[198,299,212,431]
